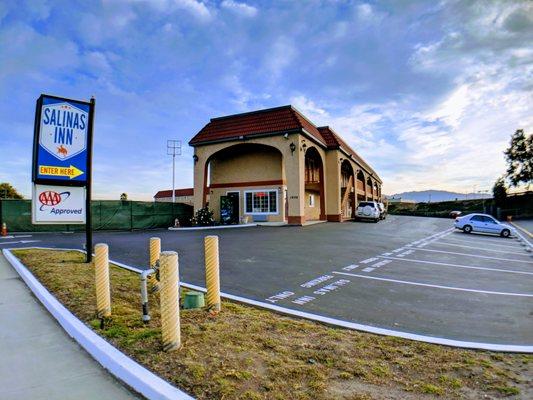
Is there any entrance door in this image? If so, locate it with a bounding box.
[220,192,240,225]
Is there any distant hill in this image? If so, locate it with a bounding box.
[386,190,492,203]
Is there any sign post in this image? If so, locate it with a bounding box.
[31,94,95,262]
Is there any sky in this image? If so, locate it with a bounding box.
[0,0,531,200]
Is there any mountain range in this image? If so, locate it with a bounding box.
[386,190,492,203]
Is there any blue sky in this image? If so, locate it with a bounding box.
[0,0,531,199]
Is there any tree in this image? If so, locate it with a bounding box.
[0,183,23,199]
[504,129,532,188]
[492,177,507,207]
[120,193,128,200]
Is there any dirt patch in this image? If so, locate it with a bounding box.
[12,249,532,400]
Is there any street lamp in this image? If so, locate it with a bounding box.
[167,140,182,203]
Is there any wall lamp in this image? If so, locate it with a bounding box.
[193,154,199,163]
[289,142,296,154]
[302,142,307,152]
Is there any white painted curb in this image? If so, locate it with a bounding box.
[8,247,533,353]
[2,249,194,400]
[168,224,257,231]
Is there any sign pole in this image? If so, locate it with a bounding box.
[86,97,95,263]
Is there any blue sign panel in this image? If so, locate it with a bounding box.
[33,95,91,185]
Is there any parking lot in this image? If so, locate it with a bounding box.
[3,215,532,348]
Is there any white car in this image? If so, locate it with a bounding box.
[356,201,381,222]
[454,213,515,238]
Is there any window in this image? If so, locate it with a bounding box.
[309,194,315,207]
[470,215,483,222]
[245,190,278,214]
[483,216,497,224]
[358,202,375,208]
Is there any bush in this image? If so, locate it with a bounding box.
[191,207,215,226]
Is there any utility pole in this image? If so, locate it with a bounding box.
[167,140,182,203]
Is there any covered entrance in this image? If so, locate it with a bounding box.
[304,147,325,221]
[341,160,355,219]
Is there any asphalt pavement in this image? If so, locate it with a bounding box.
[3,215,532,346]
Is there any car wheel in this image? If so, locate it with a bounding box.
[374,218,379,223]
[463,225,472,233]
[501,229,510,238]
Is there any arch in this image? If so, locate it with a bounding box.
[356,170,366,202]
[304,146,325,221]
[340,159,355,219]
[201,143,286,222]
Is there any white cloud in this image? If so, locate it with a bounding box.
[173,0,212,21]
[221,0,258,17]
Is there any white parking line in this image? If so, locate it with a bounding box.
[360,257,379,264]
[362,267,375,272]
[0,235,32,239]
[438,237,523,250]
[0,240,40,246]
[413,248,533,264]
[332,271,533,297]
[379,256,533,276]
[428,241,528,256]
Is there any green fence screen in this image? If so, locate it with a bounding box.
[0,200,193,232]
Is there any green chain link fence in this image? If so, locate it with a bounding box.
[0,199,193,232]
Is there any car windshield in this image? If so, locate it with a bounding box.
[358,202,374,208]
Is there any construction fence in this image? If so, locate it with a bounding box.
[0,199,193,232]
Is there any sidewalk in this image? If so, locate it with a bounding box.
[0,253,141,400]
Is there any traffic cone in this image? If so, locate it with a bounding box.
[1,223,7,236]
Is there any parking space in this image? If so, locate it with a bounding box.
[5,215,533,347]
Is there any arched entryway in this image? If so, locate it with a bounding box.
[202,143,286,223]
[304,146,325,221]
[340,160,355,219]
[366,176,373,200]
[356,170,366,203]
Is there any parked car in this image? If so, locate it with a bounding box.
[450,210,462,218]
[454,213,515,237]
[356,201,381,222]
[377,202,387,220]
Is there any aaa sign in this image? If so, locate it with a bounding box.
[32,184,86,224]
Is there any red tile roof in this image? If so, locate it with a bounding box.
[189,105,381,183]
[189,105,326,146]
[154,188,194,199]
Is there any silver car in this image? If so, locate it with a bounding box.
[454,213,515,238]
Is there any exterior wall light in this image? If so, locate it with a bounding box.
[302,142,307,152]
[193,154,199,163]
[289,142,296,154]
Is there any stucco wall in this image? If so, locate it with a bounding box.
[304,189,321,221]
[210,146,282,184]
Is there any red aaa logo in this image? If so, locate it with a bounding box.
[39,191,62,206]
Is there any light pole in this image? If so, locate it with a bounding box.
[167,140,182,203]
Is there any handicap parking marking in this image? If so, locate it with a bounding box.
[427,241,529,256]
[331,271,533,297]
[378,255,533,276]
[360,257,379,264]
[342,264,359,271]
[413,247,533,264]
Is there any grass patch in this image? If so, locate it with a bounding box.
[12,249,532,400]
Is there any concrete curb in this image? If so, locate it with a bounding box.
[8,247,533,353]
[2,249,194,400]
[168,224,257,231]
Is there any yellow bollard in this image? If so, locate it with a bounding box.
[159,251,181,351]
[204,235,221,312]
[94,243,111,317]
[149,237,161,268]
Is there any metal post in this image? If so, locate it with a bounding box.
[167,140,181,204]
[86,97,95,263]
[159,251,180,351]
[204,235,221,312]
[94,243,111,317]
